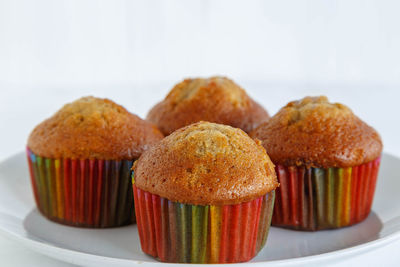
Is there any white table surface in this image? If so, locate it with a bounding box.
[0,84,399,266]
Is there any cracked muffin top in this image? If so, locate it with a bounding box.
[250,96,382,168]
[133,121,278,205]
[146,76,270,135]
[28,96,164,160]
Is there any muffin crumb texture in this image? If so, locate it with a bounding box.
[286,96,352,124]
[251,96,382,168]
[134,122,278,205]
[170,77,246,107]
[28,96,163,160]
[146,76,269,135]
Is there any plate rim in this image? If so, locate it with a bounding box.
[0,151,399,266]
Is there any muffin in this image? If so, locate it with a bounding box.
[250,96,382,231]
[26,96,163,228]
[146,76,269,135]
[132,122,278,263]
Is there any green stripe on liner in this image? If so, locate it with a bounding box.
[260,192,275,249]
[264,191,275,247]
[313,168,325,227]
[176,203,191,262]
[191,205,209,263]
[37,157,49,215]
[335,168,344,227]
[326,168,335,226]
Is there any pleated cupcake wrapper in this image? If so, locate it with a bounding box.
[26,148,135,228]
[272,157,381,231]
[133,185,275,263]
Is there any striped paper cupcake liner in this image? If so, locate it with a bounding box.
[26,148,135,228]
[272,157,381,231]
[133,185,275,263]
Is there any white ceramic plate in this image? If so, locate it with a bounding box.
[0,152,400,266]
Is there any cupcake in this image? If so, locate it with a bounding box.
[27,96,163,228]
[132,122,278,263]
[250,96,382,231]
[146,76,269,135]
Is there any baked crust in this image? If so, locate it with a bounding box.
[250,96,383,168]
[28,96,164,160]
[133,121,278,205]
[146,77,269,135]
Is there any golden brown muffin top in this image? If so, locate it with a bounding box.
[146,76,269,135]
[28,96,164,160]
[133,121,278,205]
[250,96,383,168]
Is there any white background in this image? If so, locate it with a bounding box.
[0,0,399,266]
